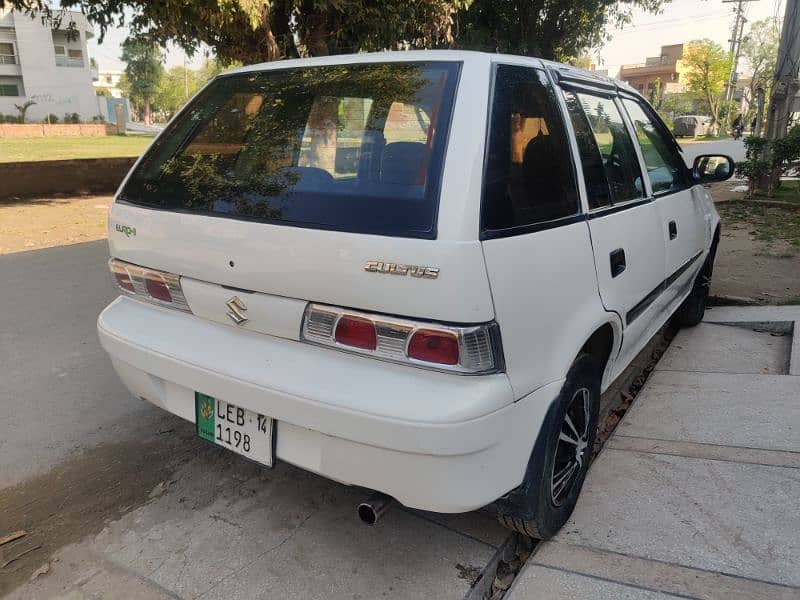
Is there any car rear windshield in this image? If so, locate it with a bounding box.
[119,61,461,238]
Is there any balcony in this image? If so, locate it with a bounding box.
[55,55,85,68]
[0,54,16,65]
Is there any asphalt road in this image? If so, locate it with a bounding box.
[0,240,506,599]
[679,138,746,165]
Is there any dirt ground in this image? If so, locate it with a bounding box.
[2,191,798,303]
[706,181,800,304]
[0,196,111,254]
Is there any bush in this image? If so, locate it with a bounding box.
[44,113,59,124]
[63,112,81,124]
[736,125,800,196]
[0,113,21,123]
[91,114,106,123]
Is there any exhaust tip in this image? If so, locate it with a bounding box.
[357,502,378,525]
[357,492,394,526]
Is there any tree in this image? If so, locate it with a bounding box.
[649,78,661,108]
[681,39,731,133]
[2,0,665,64]
[120,38,164,125]
[154,66,201,117]
[14,99,36,123]
[739,17,781,121]
[454,0,665,60]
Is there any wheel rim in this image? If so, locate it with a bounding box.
[550,387,591,507]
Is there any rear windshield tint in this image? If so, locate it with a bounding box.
[119,62,461,238]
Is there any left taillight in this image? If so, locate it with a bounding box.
[108,258,190,312]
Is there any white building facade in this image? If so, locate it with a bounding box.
[0,8,106,122]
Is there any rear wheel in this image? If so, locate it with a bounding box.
[496,354,600,539]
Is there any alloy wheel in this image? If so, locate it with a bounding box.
[550,387,591,506]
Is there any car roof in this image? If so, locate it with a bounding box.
[221,50,639,94]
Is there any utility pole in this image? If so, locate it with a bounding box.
[722,0,759,105]
[183,54,189,101]
[764,0,800,142]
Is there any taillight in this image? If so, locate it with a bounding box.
[335,316,377,350]
[302,304,503,374]
[144,272,173,303]
[407,329,459,365]
[108,259,190,312]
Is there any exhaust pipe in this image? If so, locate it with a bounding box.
[357,492,394,525]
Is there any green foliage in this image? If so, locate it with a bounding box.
[648,78,661,108]
[737,126,800,196]
[2,0,665,64]
[740,18,780,110]
[455,0,665,60]
[0,113,21,123]
[659,91,704,117]
[63,112,81,123]
[681,39,731,129]
[154,66,201,116]
[121,38,164,123]
[45,113,59,123]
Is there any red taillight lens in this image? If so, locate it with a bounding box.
[113,270,135,293]
[144,273,172,303]
[408,329,459,365]
[335,316,377,350]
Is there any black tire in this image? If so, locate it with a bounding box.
[495,354,601,539]
[672,240,718,328]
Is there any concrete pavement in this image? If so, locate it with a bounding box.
[508,307,800,599]
[0,241,509,599]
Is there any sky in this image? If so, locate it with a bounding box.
[83,0,785,74]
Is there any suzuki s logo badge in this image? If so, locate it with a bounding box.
[363,260,440,279]
[226,296,248,325]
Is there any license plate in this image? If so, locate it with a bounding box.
[195,392,274,467]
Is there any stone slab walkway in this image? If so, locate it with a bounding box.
[508,306,800,600]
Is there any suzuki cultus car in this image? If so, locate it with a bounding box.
[98,51,733,538]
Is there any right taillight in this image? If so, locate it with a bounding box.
[301,303,503,374]
[108,258,190,312]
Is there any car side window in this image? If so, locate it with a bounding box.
[571,91,644,205]
[482,65,579,232]
[562,90,612,209]
[622,99,687,194]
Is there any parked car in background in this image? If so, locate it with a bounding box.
[672,114,712,137]
[98,51,734,540]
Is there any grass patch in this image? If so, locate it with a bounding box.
[0,135,155,163]
[717,202,800,248]
[678,134,732,143]
[764,180,800,204]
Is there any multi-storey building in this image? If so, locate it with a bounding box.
[618,44,689,100]
[0,8,105,122]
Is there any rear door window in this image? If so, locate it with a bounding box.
[570,92,644,205]
[482,65,579,234]
[119,62,460,239]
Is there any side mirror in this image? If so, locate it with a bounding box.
[692,154,735,183]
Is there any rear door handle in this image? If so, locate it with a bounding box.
[610,248,626,278]
[668,221,678,240]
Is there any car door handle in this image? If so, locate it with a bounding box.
[668,221,678,240]
[610,248,626,278]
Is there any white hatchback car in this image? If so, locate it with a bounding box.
[98,51,733,538]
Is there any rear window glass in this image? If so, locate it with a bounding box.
[119,62,461,238]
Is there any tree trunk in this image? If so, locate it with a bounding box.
[144,97,151,126]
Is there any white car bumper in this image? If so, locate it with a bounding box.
[98,296,561,513]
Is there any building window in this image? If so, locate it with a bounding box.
[0,83,19,96]
[637,83,645,92]
[54,45,84,67]
[671,73,678,82]
[0,42,15,65]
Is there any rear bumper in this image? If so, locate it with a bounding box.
[98,297,561,512]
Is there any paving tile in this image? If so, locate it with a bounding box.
[507,563,683,599]
[552,449,800,588]
[616,371,800,452]
[656,323,790,374]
